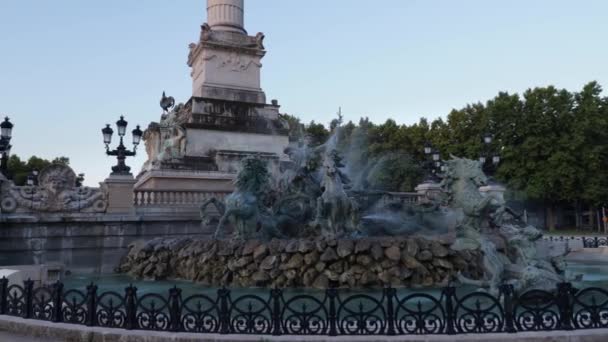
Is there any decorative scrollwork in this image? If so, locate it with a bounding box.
[455,292,504,333]
[573,287,608,329]
[62,289,87,324]
[395,293,445,334]
[32,287,54,321]
[136,293,170,331]
[230,294,272,334]
[6,284,25,317]
[97,291,126,328]
[181,294,220,333]
[337,293,386,335]
[514,289,559,331]
[281,294,328,335]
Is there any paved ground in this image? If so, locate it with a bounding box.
[0,330,62,341]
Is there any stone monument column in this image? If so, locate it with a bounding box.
[207,0,246,34]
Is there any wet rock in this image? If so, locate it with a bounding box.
[298,240,315,254]
[402,255,423,269]
[349,265,365,274]
[355,239,371,253]
[323,270,340,281]
[285,269,297,280]
[242,240,261,256]
[340,270,356,287]
[371,244,384,260]
[430,242,449,258]
[313,274,329,289]
[405,239,419,257]
[304,251,319,266]
[285,240,299,253]
[315,239,327,252]
[252,271,270,283]
[433,258,453,269]
[260,255,278,270]
[360,271,377,286]
[320,248,338,262]
[217,241,234,256]
[303,268,318,287]
[417,250,433,261]
[328,261,344,273]
[337,240,354,258]
[253,244,268,261]
[284,254,304,269]
[356,255,372,266]
[384,246,401,261]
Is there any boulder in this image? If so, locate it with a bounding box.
[384,246,401,261]
[433,258,453,269]
[405,239,419,257]
[417,250,433,261]
[242,240,261,256]
[402,255,423,269]
[320,248,338,262]
[328,261,344,273]
[303,268,318,287]
[260,255,278,270]
[284,254,304,269]
[251,271,270,283]
[315,262,326,272]
[337,240,354,258]
[371,244,384,260]
[298,240,315,254]
[304,251,319,266]
[315,239,327,252]
[253,244,268,261]
[355,239,371,253]
[360,271,377,286]
[356,255,372,266]
[313,274,329,289]
[430,242,449,258]
[285,240,299,253]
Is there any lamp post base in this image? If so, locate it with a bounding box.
[104,174,136,215]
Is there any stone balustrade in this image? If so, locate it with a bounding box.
[133,190,228,207]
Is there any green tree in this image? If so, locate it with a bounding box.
[6,155,70,185]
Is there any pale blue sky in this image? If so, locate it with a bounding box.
[1,0,607,185]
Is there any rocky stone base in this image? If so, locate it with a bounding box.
[119,237,485,289]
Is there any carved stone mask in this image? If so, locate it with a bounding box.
[38,164,76,194]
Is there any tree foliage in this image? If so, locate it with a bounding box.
[6,155,70,185]
[289,81,608,208]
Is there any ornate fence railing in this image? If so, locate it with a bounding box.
[1,278,607,336]
[544,236,608,248]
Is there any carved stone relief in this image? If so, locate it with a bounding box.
[0,164,107,213]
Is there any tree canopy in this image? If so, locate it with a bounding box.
[286,81,608,208]
[5,155,70,186]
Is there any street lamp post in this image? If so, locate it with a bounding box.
[102,116,143,176]
[480,133,501,182]
[0,117,14,178]
[423,141,442,183]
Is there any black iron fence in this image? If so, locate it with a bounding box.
[544,236,608,248]
[0,278,607,336]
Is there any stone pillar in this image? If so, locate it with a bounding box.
[104,174,136,215]
[207,0,246,34]
[479,184,506,205]
[415,182,442,204]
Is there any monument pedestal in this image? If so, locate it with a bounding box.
[104,174,136,214]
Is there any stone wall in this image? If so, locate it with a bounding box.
[120,237,484,288]
[0,216,210,274]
